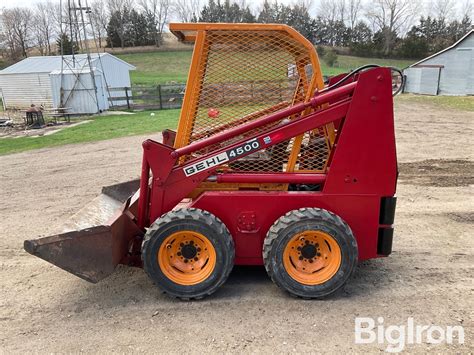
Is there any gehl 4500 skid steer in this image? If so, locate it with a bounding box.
[25,23,399,300]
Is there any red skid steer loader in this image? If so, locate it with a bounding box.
[24,23,399,299]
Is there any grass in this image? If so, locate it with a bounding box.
[118,51,193,85]
[0,58,7,70]
[0,109,180,155]
[397,94,474,112]
[0,50,461,156]
[322,55,414,75]
[118,51,415,85]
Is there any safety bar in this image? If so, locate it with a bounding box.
[171,81,357,158]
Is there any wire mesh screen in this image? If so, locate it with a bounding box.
[181,28,332,173]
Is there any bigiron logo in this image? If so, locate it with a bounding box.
[354,317,465,353]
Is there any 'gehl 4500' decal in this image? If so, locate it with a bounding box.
[183,138,261,177]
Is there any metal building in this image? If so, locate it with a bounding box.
[0,53,135,112]
[49,69,110,113]
[404,29,473,96]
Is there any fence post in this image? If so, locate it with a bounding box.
[158,85,163,110]
[125,87,130,109]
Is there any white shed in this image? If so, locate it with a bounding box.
[404,29,474,96]
[50,69,109,114]
[0,53,136,113]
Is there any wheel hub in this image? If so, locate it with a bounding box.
[180,243,198,260]
[301,244,317,259]
[283,231,342,285]
[158,231,216,286]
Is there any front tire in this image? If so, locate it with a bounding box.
[142,208,234,300]
[263,208,358,299]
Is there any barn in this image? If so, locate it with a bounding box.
[403,29,473,96]
[0,53,136,113]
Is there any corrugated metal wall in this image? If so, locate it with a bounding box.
[50,70,109,114]
[404,67,440,95]
[94,55,132,106]
[0,54,134,110]
[0,73,53,108]
[404,33,473,96]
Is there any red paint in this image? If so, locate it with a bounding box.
[215,173,326,184]
[135,67,397,266]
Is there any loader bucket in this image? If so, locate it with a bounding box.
[24,180,144,283]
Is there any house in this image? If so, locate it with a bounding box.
[0,53,136,113]
[403,29,473,96]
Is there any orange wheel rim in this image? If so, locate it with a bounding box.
[158,231,216,286]
[283,230,341,285]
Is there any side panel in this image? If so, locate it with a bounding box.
[323,68,397,197]
[191,191,383,264]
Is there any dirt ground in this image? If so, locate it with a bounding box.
[0,99,473,353]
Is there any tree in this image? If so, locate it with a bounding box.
[173,0,201,22]
[199,0,255,23]
[128,9,150,46]
[349,21,375,56]
[106,0,134,48]
[89,0,109,48]
[287,4,314,40]
[56,32,79,55]
[347,0,362,30]
[106,8,131,48]
[258,0,280,23]
[324,48,338,67]
[1,7,33,59]
[431,0,456,21]
[137,0,171,46]
[397,23,429,58]
[34,1,56,56]
[366,0,421,56]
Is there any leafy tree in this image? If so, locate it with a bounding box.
[199,0,255,23]
[348,21,375,57]
[56,33,78,55]
[324,48,338,67]
[287,5,314,41]
[257,0,280,23]
[107,8,131,48]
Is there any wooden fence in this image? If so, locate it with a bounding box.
[108,84,185,110]
[108,79,299,110]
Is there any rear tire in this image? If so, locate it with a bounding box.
[142,208,234,300]
[263,208,357,299]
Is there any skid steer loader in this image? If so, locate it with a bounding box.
[24,23,398,299]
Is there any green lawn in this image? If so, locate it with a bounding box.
[118,51,193,85]
[118,51,415,85]
[397,94,474,112]
[0,110,180,155]
[322,55,414,75]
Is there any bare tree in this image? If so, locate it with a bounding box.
[336,0,346,22]
[366,0,420,55]
[137,0,170,46]
[1,7,33,58]
[318,0,338,23]
[88,0,109,48]
[107,0,135,14]
[34,1,56,55]
[459,0,473,18]
[295,0,315,12]
[0,11,19,59]
[347,0,362,29]
[430,0,456,20]
[173,0,201,22]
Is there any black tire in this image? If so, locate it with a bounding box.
[142,208,234,300]
[263,208,358,299]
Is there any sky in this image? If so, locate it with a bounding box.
[1,0,473,20]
